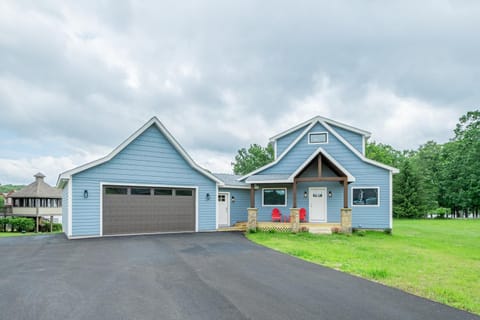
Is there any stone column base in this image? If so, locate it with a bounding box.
[247,208,258,231]
[290,208,300,233]
[340,208,352,234]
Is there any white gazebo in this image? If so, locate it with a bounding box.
[10,173,62,232]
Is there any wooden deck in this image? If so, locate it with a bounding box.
[217,221,340,233]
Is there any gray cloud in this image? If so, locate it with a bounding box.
[0,0,479,183]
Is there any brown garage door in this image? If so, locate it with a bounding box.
[103,186,195,235]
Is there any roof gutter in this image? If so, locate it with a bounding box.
[56,176,70,189]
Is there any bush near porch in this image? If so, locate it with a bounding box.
[246,219,480,315]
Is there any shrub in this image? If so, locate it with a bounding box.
[13,217,35,232]
[354,229,367,237]
[248,228,257,233]
[39,221,60,232]
[299,226,309,233]
[433,207,449,219]
[16,218,35,232]
[52,223,62,232]
[331,227,341,234]
[0,217,9,231]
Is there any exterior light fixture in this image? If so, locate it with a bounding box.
[304,191,308,198]
[328,191,333,198]
[231,196,236,203]
[83,190,88,199]
[206,193,210,200]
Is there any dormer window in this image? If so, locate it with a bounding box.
[309,132,328,144]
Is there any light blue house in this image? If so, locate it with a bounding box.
[57,116,398,239]
[231,116,399,230]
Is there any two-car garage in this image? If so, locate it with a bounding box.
[102,185,196,235]
[58,117,221,238]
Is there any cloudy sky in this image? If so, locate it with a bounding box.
[1,0,479,185]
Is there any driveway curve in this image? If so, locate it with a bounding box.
[0,233,477,320]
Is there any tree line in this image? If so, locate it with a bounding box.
[232,110,479,219]
[366,110,479,218]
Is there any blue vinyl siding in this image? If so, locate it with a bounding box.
[276,126,307,157]
[253,181,345,223]
[62,182,69,236]
[218,188,250,225]
[70,125,217,237]
[257,122,391,228]
[329,124,364,154]
[255,184,290,221]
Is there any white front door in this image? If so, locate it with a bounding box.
[218,192,230,226]
[309,187,327,222]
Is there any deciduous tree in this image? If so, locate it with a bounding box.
[232,143,274,175]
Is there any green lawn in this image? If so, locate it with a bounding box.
[246,219,480,314]
[0,231,62,238]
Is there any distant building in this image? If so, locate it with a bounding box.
[2,191,15,215]
[3,192,14,206]
[10,173,62,232]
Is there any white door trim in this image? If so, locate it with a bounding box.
[309,187,327,222]
[217,192,230,227]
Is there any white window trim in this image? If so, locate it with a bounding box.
[351,186,380,207]
[262,187,288,207]
[308,132,329,145]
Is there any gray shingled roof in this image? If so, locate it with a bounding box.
[11,173,62,198]
[245,174,291,183]
[213,173,249,187]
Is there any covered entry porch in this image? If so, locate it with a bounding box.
[245,149,354,233]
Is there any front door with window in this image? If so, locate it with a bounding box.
[309,187,327,222]
[218,192,229,226]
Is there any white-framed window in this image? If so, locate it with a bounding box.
[262,188,287,206]
[352,187,380,207]
[308,132,328,144]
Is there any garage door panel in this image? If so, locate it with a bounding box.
[103,186,195,235]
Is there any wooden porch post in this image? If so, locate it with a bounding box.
[293,179,297,208]
[250,184,255,208]
[317,155,322,177]
[343,179,348,208]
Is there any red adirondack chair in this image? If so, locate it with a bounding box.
[299,208,307,222]
[271,208,282,222]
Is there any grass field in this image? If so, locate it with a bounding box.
[0,231,61,238]
[246,219,480,314]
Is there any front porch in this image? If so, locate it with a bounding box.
[244,151,353,233]
[217,221,341,234]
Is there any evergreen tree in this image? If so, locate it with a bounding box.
[393,157,425,218]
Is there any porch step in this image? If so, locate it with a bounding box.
[217,222,247,232]
[217,226,246,232]
[308,226,332,235]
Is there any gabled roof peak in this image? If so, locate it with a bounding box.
[57,117,223,187]
[269,115,371,142]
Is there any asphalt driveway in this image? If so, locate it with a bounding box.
[0,233,477,320]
